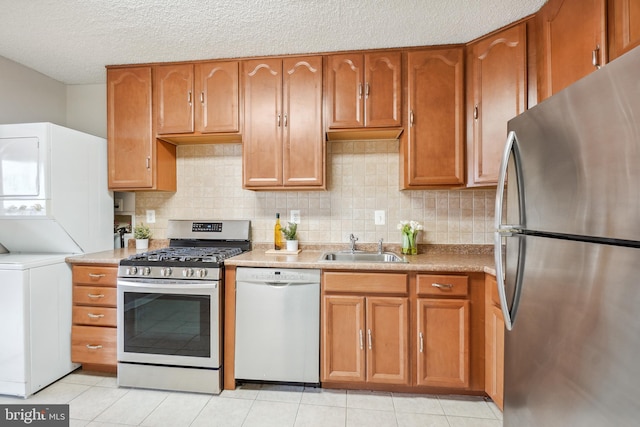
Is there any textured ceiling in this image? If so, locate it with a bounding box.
[0,0,546,85]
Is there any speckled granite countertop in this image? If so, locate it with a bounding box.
[225,249,496,275]
[66,243,496,276]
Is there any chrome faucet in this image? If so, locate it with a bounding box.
[349,234,358,253]
[377,238,383,254]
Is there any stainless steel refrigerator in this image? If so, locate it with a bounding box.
[495,45,640,426]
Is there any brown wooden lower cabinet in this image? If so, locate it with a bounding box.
[321,270,485,395]
[485,274,504,409]
[322,295,410,385]
[415,298,470,388]
[71,264,118,372]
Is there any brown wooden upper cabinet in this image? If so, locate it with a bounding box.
[608,0,640,60]
[326,52,402,140]
[107,66,176,191]
[154,61,240,143]
[400,48,465,189]
[467,23,527,187]
[242,56,325,190]
[538,0,607,100]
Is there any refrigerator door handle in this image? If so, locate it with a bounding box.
[495,130,524,331]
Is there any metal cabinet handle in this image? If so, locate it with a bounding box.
[146,157,151,169]
[365,83,370,98]
[85,344,103,350]
[367,329,372,350]
[592,45,601,69]
[474,105,479,120]
[187,90,192,104]
[87,293,105,299]
[358,83,363,99]
[87,313,105,319]
[432,283,453,289]
[359,330,364,350]
[409,110,414,127]
[200,92,205,104]
[284,114,288,127]
[88,273,105,279]
[419,332,424,353]
[277,114,281,127]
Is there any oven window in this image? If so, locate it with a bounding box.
[123,292,211,358]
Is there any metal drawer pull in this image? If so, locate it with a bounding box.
[419,332,424,353]
[432,283,453,289]
[85,344,103,350]
[88,273,105,278]
[367,329,372,350]
[359,329,364,350]
[87,293,105,299]
[87,313,105,319]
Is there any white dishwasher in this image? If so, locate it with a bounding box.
[235,267,320,384]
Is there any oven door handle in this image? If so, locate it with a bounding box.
[117,280,218,291]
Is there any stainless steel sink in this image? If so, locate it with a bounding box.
[319,251,407,263]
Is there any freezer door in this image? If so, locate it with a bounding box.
[503,235,640,426]
[506,45,640,242]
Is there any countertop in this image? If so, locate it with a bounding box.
[66,244,496,275]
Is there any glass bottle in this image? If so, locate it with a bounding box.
[274,213,284,250]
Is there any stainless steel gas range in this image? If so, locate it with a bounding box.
[116,219,250,394]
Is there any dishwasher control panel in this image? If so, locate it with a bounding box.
[235,267,320,283]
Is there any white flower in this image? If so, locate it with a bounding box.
[398,220,423,234]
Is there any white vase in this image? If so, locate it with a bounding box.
[286,240,298,251]
[135,238,149,250]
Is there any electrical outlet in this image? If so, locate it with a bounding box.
[290,210,301,224]
[146,210,156,224]
[374,210,385,225]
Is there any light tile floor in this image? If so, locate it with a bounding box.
[0,370,503,427]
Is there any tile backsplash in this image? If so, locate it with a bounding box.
[135,140,496,246]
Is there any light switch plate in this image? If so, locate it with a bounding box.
[290,210,301,224]
[374,210,385,225]
[146,210,156,224]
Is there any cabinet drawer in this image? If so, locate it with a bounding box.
[73,285,117,307]
[323,272,408,294]
[72,265,117,287]
[71,325,117,366]
[416,274,469,297]
[72,306,117,327]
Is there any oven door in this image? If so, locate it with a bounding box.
[117,279,220,369]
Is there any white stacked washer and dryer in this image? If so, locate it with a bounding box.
[0,122,113,397]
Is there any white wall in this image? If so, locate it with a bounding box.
[0,55,67,125]
[66,84,107,138]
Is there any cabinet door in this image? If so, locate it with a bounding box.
[154,63,194,134]
[403,48,465,187]
[485,304,505,409]
[538,0,607,99]
[366,297,409,385]
[107,67,154,189]
[242,58,283,187]
[365,52,402,127]
[609,0,640,60]
[468,23,527,186]
[322,295,366,382]
[416,298,470,388]
[195,61,240,133]
[326,54,364,128]
[282,56,324,187]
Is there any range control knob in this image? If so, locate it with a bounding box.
[161,267,173,277]
[142,267,151,276]
[183,268,194,278]
[196,269,208,278]
[127,266,138,275]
